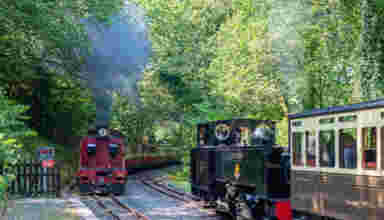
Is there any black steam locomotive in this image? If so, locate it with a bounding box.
[190,119,291,220]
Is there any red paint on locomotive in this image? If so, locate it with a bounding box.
[79,137,125,171]
[77,128,127,194]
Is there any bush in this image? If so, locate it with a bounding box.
[0,87,36,216]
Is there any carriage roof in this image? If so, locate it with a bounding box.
[288,98,384,120]
[197,118,274,126]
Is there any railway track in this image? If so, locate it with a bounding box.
[139,176,304,220]
[138,175,218,217]
[76,167,221,219]
[82,194,150,220]
[140,176,198,203]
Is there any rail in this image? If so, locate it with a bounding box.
[85,194,150,220]
[138,175,218,217]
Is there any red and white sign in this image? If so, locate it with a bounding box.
[37,147,55,161]
[42,160,55,168]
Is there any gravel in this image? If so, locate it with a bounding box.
[80,166,224,220]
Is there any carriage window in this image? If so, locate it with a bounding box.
[292,121,302,127]
[305,131,316,167]
[362,127,377,169]
[292,132,303,166]
[319,118,334,124]
[339,115,357,122]
[319,130,335,167]
[339,128,357,169]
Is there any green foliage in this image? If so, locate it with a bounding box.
[133,0,285,129]
[0,0,118,172]
[276,117,288,147]
[205,0,284,119]
[41,76,95,137]
[299,1,359,109]
[0,0,124,79]
[0,87,36,201]
[1,0,382,194]
[375,0,384,8]
[132,0,230,111]
[112,95,149,151]
[0,0,123,134]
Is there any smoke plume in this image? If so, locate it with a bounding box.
[81,1,151,127]
[267,0,312,112]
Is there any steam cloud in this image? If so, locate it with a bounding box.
[81,1,151,127]
[268,0,312,112]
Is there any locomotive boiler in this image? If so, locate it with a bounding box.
[77,126,127,195]
[190,119,291,220]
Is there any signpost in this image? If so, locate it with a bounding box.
[36,147,55,192]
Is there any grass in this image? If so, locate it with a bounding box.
[166,166,191,193]
[166,177,191,193]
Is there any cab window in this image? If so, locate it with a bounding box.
[292,132,303,166]
[361,127,376,169]
[319,130,335,167]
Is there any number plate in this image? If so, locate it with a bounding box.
[232,152,243,160]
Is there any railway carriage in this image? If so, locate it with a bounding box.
[289,99,384,220]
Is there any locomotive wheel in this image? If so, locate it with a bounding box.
[234,198,254,220]
[292,210,317,220]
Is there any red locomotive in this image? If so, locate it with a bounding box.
[77,126,127,195]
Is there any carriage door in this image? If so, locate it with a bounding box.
[318,129,336,217]
[302,130,321,215]
[291,129,320,215]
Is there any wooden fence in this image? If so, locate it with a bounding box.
[0,160,61,197]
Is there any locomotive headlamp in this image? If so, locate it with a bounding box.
[234,163,240,180]
[115,172,126,178]
[99,128,108,137]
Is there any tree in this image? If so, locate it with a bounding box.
[359,0,384,100]
[0,0,125,141]
[0,88,36,216]
[0,0,126,196]
[131,0,234,120]
[205,0,284,119]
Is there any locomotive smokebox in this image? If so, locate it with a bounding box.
[94,123,110,140]
[252,127,274,146]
